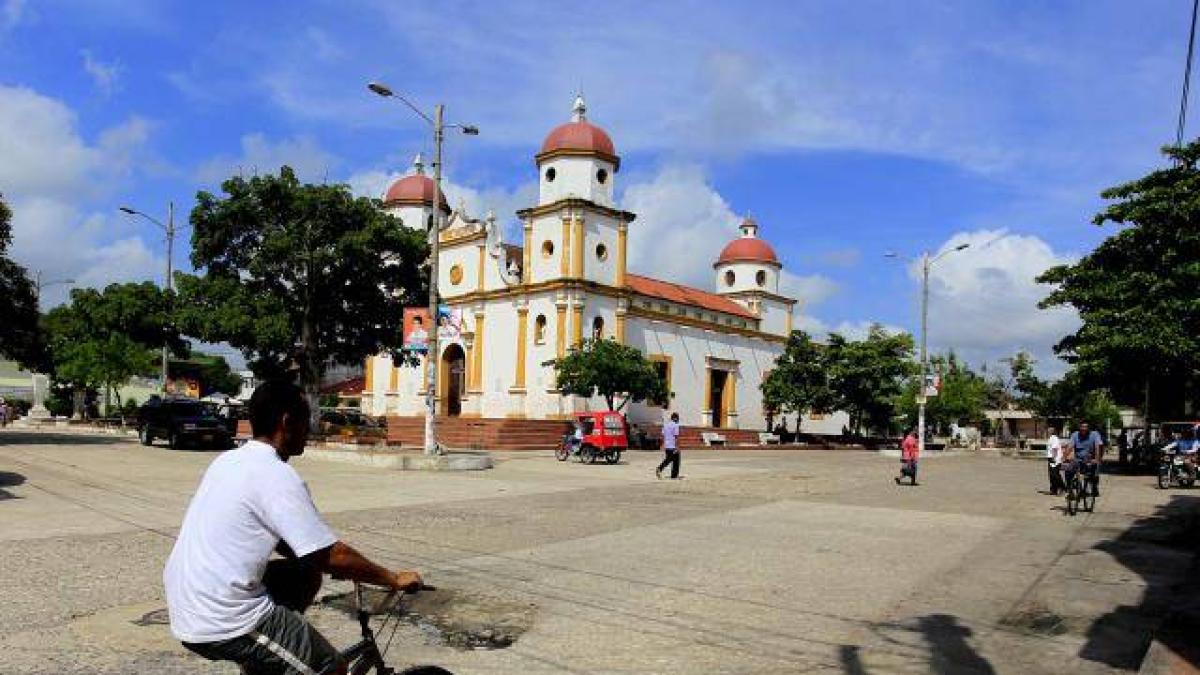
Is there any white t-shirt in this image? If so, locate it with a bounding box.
[163,441,338,643]
[1046,435,1062,464]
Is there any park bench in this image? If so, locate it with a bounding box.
[758,432,780,445]
[701,432,726,447]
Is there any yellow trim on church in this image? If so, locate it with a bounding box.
[514,307,528,389]
[469,312,485,393]
[572,215,584,279]
[556,305,567,357]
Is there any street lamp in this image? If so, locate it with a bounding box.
[369,80,479,456]
[886,242,970,458]
[119,202,176,392]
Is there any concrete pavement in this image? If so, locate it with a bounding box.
[0,429,1196,673]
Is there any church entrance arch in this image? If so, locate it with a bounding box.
[439,343,466,417]
[704,357,739,429]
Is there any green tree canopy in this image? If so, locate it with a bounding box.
[0,192,45,370]
[1038,140,1200,420]
[171,350,243,396]
[899,352,989,434]
[761,330,834,432]
[44,282,180,413]
[176,166,427,412]
[549,338,669,411]
[826,325,917,436]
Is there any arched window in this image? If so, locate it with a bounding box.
[534,314,547,344]
[592,316,604,339]
[724,270,736,287]
[756,269,767,287]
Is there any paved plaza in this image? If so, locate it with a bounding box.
[0,430,1197,674]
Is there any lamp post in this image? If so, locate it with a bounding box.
[369,81,478,456]
[119,202,176,391]
[886,242,970,458]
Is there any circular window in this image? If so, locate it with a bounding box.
[545,167,556,182]
[596,168,608,184]
[756,270,767,287]
[595,243,608,261]
[724,270,736,287]
[542,240,555,258]
[449,264,464,285]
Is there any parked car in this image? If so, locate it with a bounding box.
[138,396,234,449]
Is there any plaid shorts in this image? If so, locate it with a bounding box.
[183,604,342,675]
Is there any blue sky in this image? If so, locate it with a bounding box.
[0,0,1192,375]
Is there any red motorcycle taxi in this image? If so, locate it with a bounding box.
[556,411,627,464]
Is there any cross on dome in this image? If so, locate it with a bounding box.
[739,215,759,238]
[411,153,426,175]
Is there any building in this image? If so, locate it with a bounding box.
[362,96,845,437]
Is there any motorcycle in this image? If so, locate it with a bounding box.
[1157,448,1197,489]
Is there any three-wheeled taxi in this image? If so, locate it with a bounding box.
[556,411,628,464]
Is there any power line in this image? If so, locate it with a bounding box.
[1176,0,1200,150]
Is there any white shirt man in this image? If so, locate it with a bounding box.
[1046,428,1064,495]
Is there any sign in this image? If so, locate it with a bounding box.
[923,373,941,398]
[436,305,463,340]
[403,308,431,353]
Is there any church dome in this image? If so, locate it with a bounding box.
[383,154,451,213]
[715,217,781,267]
[536,95,620,169]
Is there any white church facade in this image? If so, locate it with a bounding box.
[362,97,846,437]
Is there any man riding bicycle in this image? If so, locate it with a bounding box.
[164,381,422,675]
[1063,421,1103,498]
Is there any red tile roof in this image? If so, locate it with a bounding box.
[320,376,366,395]
[625,273,757,319]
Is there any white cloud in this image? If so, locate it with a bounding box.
[195,133,339,186]
[0,85,161,308]
[1,0,23,29]
[914,229,1080,376]
[81,50,122,96]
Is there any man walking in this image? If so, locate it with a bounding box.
[656,412,682,480]
[895,428,919,485]
[1046,425,1064,495]
[164,380,422,675]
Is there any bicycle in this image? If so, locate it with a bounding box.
[1064,462,1095,516]
[324,582,452,675]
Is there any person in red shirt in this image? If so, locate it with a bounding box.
[896,429,919,486]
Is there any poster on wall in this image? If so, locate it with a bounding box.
[403,308,431,353]
[437,305,463,340]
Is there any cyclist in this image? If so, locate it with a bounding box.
[164,380,422,675]
[1065,421,1104,498]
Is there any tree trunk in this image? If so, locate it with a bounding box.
[1143,376,1151,444]
[300,314,320,433]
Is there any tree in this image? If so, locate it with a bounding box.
[761,331,834,433]
[170,351,243,396]
[44,282,180,415]
[1038,140,1200,427]
[176,167,427,421]
[0,192,45,369]
[826,325,917,436]
[549,338,669,411]
[899,353,988,434]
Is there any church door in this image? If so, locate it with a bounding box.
[709,370,728,428]
[441,344,466,417]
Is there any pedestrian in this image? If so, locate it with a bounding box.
[656,412,681,480]
[896,428,919,485]
[1046,425,1064,495]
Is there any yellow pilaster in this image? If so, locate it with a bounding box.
[389,364,399,392]
[616,220,628,287]
[522,219,532,284]
[470,312,485,393]
[556,304,567,358]
[476,245,486,292]
[560,216,571,278]
[365,356,374,391]
[572,215,584,279]
[571,304,583,346]
[514,307,528,390]
[615,311,626,344]
[785,308,793,335]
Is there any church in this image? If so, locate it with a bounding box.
[362,96,845,442]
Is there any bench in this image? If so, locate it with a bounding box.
[700,432,726,447]
[758,432,780,445]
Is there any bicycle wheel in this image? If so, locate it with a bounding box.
[1082,484,1095,512]
[555,444,569,461]
[1158,462,1172,489]
[398,667,454,675]
[1066,481,1078,516]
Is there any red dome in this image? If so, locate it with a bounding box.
[716,237,780,267]
[383,174,450,213]
[537,120,619,168]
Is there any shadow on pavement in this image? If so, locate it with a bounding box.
[0,431,132,446]
[0,470,26,500]
[1082,494,1200,669]
[838,614,995,674]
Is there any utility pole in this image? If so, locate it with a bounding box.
[119,201,176,392]
[918,252,930,459]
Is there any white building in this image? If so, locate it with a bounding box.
[362,96,846,439]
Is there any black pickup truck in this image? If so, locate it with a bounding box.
[138,397,233,449]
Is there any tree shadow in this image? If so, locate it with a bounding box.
[0,470,25,500]
[1081,494,1200,669]
[838,613,995,674]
